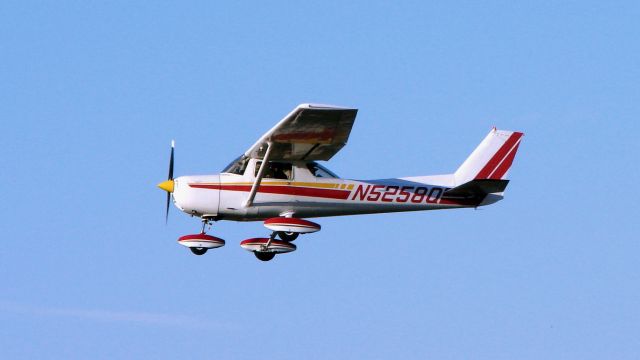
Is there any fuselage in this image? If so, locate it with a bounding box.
[171,159,502,221]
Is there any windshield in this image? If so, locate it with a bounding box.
[222,155,249,175]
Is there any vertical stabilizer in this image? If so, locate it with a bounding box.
[454,129,524,185]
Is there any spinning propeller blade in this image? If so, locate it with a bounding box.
[158,140,175,223]
[165,192,171,223]
[168,140,174,180]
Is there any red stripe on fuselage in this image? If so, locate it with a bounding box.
[189,184,351,200]
[475,132,523,179]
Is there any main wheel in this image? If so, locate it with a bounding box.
[277,231,299,241]
[254,252,276,261]
[190,247,208,256]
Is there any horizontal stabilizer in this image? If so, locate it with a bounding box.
[444,179,509,201]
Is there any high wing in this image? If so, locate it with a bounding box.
[244,103,358,161]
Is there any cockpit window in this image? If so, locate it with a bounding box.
[222,155,249,175]
[307,162,339,178]
[255,161,292,180]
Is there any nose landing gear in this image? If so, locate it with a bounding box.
[178,218,225,256]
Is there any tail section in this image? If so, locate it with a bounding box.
[454,128,524,186]
[442,178,510,206]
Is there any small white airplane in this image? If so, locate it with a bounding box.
[158,104,524,261]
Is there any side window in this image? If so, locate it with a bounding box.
[307,162,338,178]
[255,161,292,180]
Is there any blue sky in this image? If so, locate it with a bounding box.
[1,1,639,359]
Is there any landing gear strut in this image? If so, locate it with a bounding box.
[201,217,212,233]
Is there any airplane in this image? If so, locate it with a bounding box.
[158,103,524,261]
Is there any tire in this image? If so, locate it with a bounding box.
[190,247,208,255]
[277,231,299,242]
[254,252,276,261]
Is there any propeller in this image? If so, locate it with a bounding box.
[158,140,175,223]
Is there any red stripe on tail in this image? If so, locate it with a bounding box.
[475,132,523,179]
[489,139,522,179]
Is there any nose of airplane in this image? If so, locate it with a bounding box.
[157,179,174,193]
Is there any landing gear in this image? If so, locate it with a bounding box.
[178,217,225,256]
[277,231,299,241]
[240,232,297,261]
[190,247,208,256]
[254,252,276,261]
[239,217,322,261]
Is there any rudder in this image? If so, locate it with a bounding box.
[454,128,524,185]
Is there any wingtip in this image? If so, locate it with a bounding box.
[304,103,356,110]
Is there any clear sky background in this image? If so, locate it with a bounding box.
[1,1,639,359]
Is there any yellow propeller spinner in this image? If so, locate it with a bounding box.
[157,179,174,193]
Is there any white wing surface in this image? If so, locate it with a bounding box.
[244,104,358,161]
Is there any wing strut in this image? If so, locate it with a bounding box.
[243,142,274,208]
